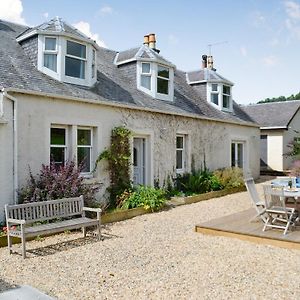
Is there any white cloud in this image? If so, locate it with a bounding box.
[285,1,300,20]
[99,5,113,15]
[73,21,106,48]
[0,0,26,25]
[168,34,179,45]
[240,46,247,57]
[262,55,278,66]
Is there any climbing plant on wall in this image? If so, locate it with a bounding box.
[95,126,132,207]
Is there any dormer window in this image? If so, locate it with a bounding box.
[208,83,232,112]
[65,40,86,79]
[44,37,57,72]
[137,61,174,101]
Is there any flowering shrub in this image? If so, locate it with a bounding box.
[18,161,98,206]
[213,167,244,189]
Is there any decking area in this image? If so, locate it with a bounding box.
[195,208,300,250]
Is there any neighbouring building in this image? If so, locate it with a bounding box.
[243,101,300,172]
[0,17,260,222]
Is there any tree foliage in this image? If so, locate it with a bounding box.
[257,92,300,104]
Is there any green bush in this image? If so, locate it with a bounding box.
[118,186,166,212]
[213,167,244,189]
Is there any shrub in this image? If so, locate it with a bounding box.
[289,160,300,177]
[213,167,244,189]
[118,186,166,212]
[18,161,98,207]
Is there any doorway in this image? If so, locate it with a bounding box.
[133,137,146,185]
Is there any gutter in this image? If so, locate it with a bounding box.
[260,126,287,130]
[2,90,18,204]
[4,87,259,129]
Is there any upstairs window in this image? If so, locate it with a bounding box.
[223,85,231,109]
[65,40,86,79]
[141,63,151,90]
[92,49,96,78]
[157,65,169,95]
[211,83,219,105]
[44,37,57,72]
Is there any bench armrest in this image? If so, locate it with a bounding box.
[82,207,102,213]
[7,218,26,225]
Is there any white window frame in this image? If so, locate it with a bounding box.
[176,134,186,174]
[77,127,93,175]
[207,83,233,112]
[140,62,152,91]
[231,140,245,169]
[222,85,231,111]
[210,83,219,106]
[43,36,58,73]
[156,64,170,97]
[50,125,68,167]
[137,61,174,101]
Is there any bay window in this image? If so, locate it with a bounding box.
[157,65,169,95]
[65,40,86,79]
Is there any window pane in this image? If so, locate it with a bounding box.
[176,136,184,149]
[176,150,183,169]
[65,56,85,79]
[78,147,91,172]
[223,85,230,95]
[44,54,57,72]
[45,37,56,50]
[66,40,86,58]
[142,63,150,73]
[51,128,65,145]
[157,65,169,78]
[223,95,230,108]
[231,143,235,167]
[78,129,91,145]
[141,75,151,90]
[212,84,218,91]
[50,147,65,167]
[211,93,219,105]
[237,144,243,168]
[157,78,169,94]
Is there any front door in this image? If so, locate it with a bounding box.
[133,138,146,185]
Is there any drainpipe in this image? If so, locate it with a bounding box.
[2,89,18,204]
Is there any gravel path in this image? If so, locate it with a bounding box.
[1,182,300,299]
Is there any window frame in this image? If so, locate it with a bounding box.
[140,62,152,90]
[50,126,67,167]
[77,127,93,175]
[231,141,244,169]
[156,64,170,96]
[207,83,233,112]
[210,83,219,106]
[43,36,58,73]
[222,85,231,110]
[176,134,185,174]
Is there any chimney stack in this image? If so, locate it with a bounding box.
[202,55,207,69]
[148,33,156,49]
[207,55,214,70]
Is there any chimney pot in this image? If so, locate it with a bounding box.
[207,55,214,70]
[148,33,156,49]
[144,35,149,45]
[202,54,207,69]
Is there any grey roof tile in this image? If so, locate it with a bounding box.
[242,101,300,128]
[187,69,233,84]
[0,19,255,126]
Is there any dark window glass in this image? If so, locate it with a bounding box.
[231,143,235,167]
[66,41,86,58]
[157,78,168,94]
[78,129,91,145]
[78,147,91,172]
[65,56,85,79]
[176,136,184,149]
[223,85,231,95]
[50,147,65,167]
[211,93,219,105]
[51,128,65,145]
[176,150,183,169]
[157,65,169,78]
[212,84,218,91]
[223,95,230,108]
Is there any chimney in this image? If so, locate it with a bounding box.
[202,55,207,69]
[148,33,156,49]
[144,34,149,46]
[207,55,214,70]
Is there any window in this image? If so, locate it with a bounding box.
[77,128,92,173]
[211,83,219,105]
[92,49,96,78]
[157,65,169,95]
[176,135,185,172]
[65,40,86,79]
[44,37,57,72]
[223,85,231,109]
[231,142,244,168]
[50,127,66,167]
[141,63,151,90]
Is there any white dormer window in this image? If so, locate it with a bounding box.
[38,35,97,87]
[137,61,174,101]
[44,37,57,72]
[65,40,86,79]
[207,83,232,112]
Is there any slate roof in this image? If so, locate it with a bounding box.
[0,18,256,126]
[242,101,300,128]
[186,68,233,85]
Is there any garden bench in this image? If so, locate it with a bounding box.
[4,196,101,258]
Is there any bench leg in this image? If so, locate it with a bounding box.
[7,234,12,254]
[97,223,101,241]
[82,226,86,238]
[21,235,26,259]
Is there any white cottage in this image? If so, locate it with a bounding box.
[0,17,260,221]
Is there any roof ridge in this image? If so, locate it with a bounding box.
[245,100,300,107]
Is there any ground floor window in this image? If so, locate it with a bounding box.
[176,135,186,173]
[231,141,244,168]
[50,127,67,167]
[77,128,92,173]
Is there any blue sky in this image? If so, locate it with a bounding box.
[1,0,299,104]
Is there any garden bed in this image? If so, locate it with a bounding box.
[0,186,245,248]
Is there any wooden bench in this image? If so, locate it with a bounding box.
[4,196,102,258]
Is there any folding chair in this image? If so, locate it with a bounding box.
[262,184,297,235]
[244,178,267,223]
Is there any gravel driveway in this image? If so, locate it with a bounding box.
[1,182,299,299]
